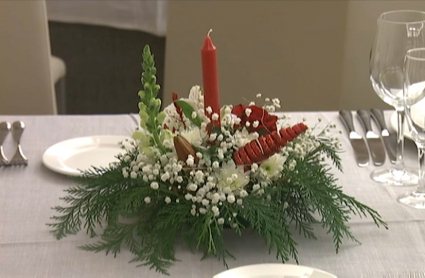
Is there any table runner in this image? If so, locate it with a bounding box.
[0,112,424,277]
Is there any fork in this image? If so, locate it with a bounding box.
[0,122,11,166]
[9,121,28,166]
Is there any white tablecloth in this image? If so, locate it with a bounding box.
[0,112,424,277]
[46,1,167,36]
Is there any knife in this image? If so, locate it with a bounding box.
[339,110,369,167]
[357,110,386,166]
[370,108,396,164]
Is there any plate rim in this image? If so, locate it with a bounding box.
[213,263,336,278]
[42,135,132,176]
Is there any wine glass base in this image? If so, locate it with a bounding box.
[398,191,425,209]
[371,168,418,186]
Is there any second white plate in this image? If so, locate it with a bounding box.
[42,135,132,176]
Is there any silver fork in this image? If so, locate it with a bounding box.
[10,121,28,166]
[0,122,11,166]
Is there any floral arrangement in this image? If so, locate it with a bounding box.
[49,45,387,275]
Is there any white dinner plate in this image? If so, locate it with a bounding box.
[389,97,425,140]
[213,264,337,278]
[42,135,132,176]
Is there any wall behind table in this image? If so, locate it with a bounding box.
[164,1,425,112]
[164,1,348,111]
[340,0,425,111]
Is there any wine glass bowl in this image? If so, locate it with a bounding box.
[398,47,425,209]
[369,10,425,186]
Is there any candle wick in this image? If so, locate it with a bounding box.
[207,29,213,37]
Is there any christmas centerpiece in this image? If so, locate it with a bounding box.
[49,33,387,275]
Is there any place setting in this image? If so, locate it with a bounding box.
[337,10,425,215]
[42,135,133,176]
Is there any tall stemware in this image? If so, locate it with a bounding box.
[398,48,425,209]
[369,10,425,186]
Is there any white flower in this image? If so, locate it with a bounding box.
[239,190,248,198]
[187,183,198,191]
[180,127,203,148]
[216,160,249,192]
[206,106,213,115]
[234,129,259,148]
[161,172,170,181]
[212,161,220,168]
[211,205,220,216]
[130,171,137,179]
[256,93,262,98]
[245,108,252,117]
[165,197,171,204]
[212,113,219,121]
[217,218,225,225]
[185,193,193,200]
[150,182,159,190]
[186,155,195,166]
[201,199,210,206]
[260,154,286,178]
[227,194,236,204]
[144,197,151,204]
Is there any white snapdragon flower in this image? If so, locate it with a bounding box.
[260,154,286,179]
[216,160,249,192]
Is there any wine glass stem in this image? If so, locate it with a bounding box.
[417,146,425,193]
[395,109,406,171]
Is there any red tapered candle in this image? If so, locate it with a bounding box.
[201,30,220,127]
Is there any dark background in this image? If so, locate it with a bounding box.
[49,22,165,114]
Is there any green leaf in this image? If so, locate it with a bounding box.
[174,100,202,127]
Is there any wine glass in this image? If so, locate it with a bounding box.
[369,10,425,186]
[398,48,425,209]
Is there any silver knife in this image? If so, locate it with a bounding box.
[370,108,396,164]
[357,110,386,166]
[339,110,369,167]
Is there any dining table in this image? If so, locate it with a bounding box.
[1,111,424,278]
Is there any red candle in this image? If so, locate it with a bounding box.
[201,29,220,127]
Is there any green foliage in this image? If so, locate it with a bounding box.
[137,45,165,153]
[48,137,387,275]
[174,99,203,127]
